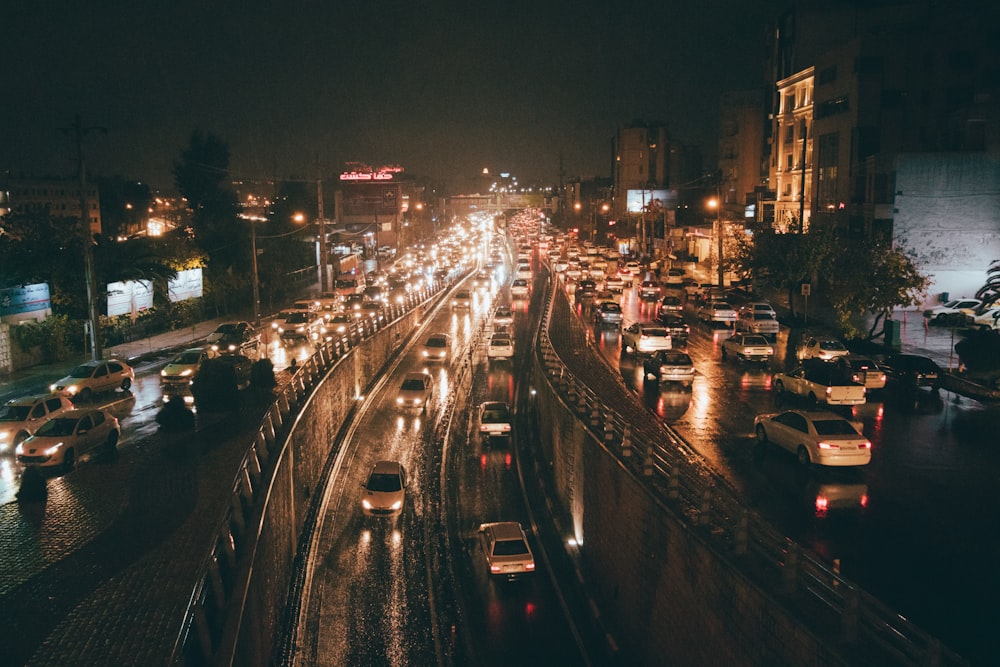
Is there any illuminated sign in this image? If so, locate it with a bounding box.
[626,189,676,214]
[168,268,204,302]
[107,280,153,317]
[0,283,50,317]
[339,165,404,181]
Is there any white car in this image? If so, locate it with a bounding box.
[971,307,1000,331]
[923,298,981,324]
[493,305,514,326]
[479,521,536,579]
[50,359,135,400]
[487,334,515,360]
[721,334,774,364]
[451,290,473,309]
[773,363,867,406]
[16,408,120,470]
[278,311,324,340]
[420,333,451,362]
[697,301,738,325]
[736,311,780,338]
[795,336,850,362]
[0,394,75,453]
[754,409,871,467]
[396,372,434,411]
[621,323,673,356]
[361,460,406,516]
[479,401,513,440]
[161,347,217,390]
[510,279,530,298]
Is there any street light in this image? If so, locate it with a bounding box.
[238,213,267,326]
[708,196,724,289]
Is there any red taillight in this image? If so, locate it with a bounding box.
[817,441,840,450]
[525,562,535,571]
[859,441,871,449]
[490,565,502,573]
[859,494,869,508]
[815,496,829,512]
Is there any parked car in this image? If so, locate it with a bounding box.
[479,401,513,440]
[451,290,472,309]
[655,313,690,344]
[593,301,624,328]
[207,321,260,355]
[0,394,75,453]
[971,307,1000,331]
[50,359,135,400]
[754,409,871,467]
[478,521,536,579]
[160,347,217,390]
[420,333,451,362]
[642,350,695,387]
[696,301,738,325]
[396,372,434,411]
[621,323,673,355]
[834,355,887,390]
[721,334,774,364]
[773,363,867,406]
[15,407,120,470]
[795,336,850,362]
[880,353,942,390]
[360,460,406,517]
[923,298,981,325]
[487,334,515,360]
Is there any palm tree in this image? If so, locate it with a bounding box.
[974,260,1000,308]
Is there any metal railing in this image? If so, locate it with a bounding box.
[533,278,967,667]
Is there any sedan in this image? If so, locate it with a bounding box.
[0,394,75,453]
[479,521,536,579]
[593,301,624,329]
[510,279,530,298]
[494,305,514,326]
[360,460,406,517]
[721,334,774,364]
[161,347,217,391]
[396,372,434,411]
[656,313,690,344]
[658,295,683,315]
[642,350,695,387]
[15,408,120,470]
[479,401,513,440]
[451,290,472,309]
[50,359,135,400]
[754,409,872,467]
[880,353,942,390]
[697,301,738,325]
[420,333,451,362]
[795,336,850,362]
[835,355,887,390]
[487,334,515,360]
[639,280,662,300]
[621,323,673,356]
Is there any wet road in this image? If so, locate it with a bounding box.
[578,280,999,664]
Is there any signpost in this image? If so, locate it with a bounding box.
[801,283,811,325]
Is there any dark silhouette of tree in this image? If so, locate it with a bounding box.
[974,259,1000,308]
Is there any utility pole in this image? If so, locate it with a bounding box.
[65,114,106,361]
[316,162,329,293]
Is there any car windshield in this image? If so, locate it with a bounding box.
[456,291,471,299]
[660,353,692,365]
[0,405,31,421]
[285,312,310,323]
[640,327,668,337]
[214,324,238,335]
[602,304,621,312]
[173,351,203,365]
[366,473,402,492]
[426,337,447,348]
[67,364,97,378]
[336,279,357,289]
[491,337,511,345]
[819,340,847,351]
[493,539,530,556]
[513,280,527,286]
[483,407,510,422]
[753,314,775,321]
[401,379,426,391]
[812,419,859,436]
[742,336,768,345]
[35,417,79,437]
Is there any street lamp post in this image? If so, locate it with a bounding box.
[238,213,267,326]
[708,195,724,289]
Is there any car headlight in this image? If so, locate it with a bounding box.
[362,499,372,509]
[180,368,193,377]
[390,500,402,510]
[397,397,404,404]
[15,442,26,455]
[160,369,168,377]
[43,444,63,456]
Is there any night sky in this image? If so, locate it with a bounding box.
[3,0,788,191]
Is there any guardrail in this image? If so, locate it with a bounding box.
[169,276,455,665]
[534,276,967,667]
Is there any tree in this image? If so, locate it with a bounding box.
[974,259,1000,308]
[828,239,930,340]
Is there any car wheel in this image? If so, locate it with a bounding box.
[63,448,76,472]
[755,424,769,445]
[796,446,811,466]
[807,392,819,406]
[106,431,119,455]
[79,388,94,402]
[774,380,785,396]
[121,378,132,391]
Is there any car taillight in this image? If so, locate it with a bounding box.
[491,565,502,573]
[817,441,840,449]
[525,562,535,571]
[859,441,871,449]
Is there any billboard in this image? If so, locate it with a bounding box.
[0,283,51,317]
[106,280,153,317]
[341,182,401,217]
[168,268,204,302]
[626,189,677,214]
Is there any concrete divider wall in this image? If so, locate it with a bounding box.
[231,306,426,665]
[532,354,844,666]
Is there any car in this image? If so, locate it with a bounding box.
[478,521,536,579]
[621,323,673,355]
[736,311,780,338]
[923,298,981,325]
[552,259,569,273]
[396,372,434,411]
[684,281,713,298]
[834,355,887,390]
[971,307,1000,331]
[207,321,260,354]
[479,401,513,440]
[642,350,695,387]
[593,301,624,328]
[639,280,662,300]
[741,301,777,318]
[360,460,406,516]
[605,274,626,292]
[360,301,386,322]
[880,353,942,390]
[362,285,384,302]
[697,301,738,325]
[721,334,774,364]
[0,394,75,453]
[658,294,683,315]
[50,359,135,400]
[493,305,514,325]
[515,264,532,280]
[278,310,324,340]
[271,310,299,333]
[327,311,359,342]
[576,279,597,296]
[656,313,690,344]
[754,409,871,467]
[472,271,493,291]
[421,333,451,362]
[624,261,641,277]
[334,277,364,298]
[487,334,515,360]
[345,294,366,313]
[773,363,867,406]
[511,279,530,298]
[15,407,120,470]
[451,290,472,309]
[160,347,217,390]
[664,267,686,287]
[795,336,850,362]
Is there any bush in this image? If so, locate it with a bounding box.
[11,315,84,362]
[251,358,276,392]
[191,358,240,412]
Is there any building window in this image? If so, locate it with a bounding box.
[816,96,850,119]
[784,93,795,113]
[785,125,795,144]
[786,154,794,170]
[783,183,792,197]
[816,132,839,207]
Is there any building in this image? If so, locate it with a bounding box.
[0,175,102,235]
[770,67,814,233]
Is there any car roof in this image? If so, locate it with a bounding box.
[482,521,525,540]
[403,371,429,381]
[5,393,62,406]
[371,460,403,476]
